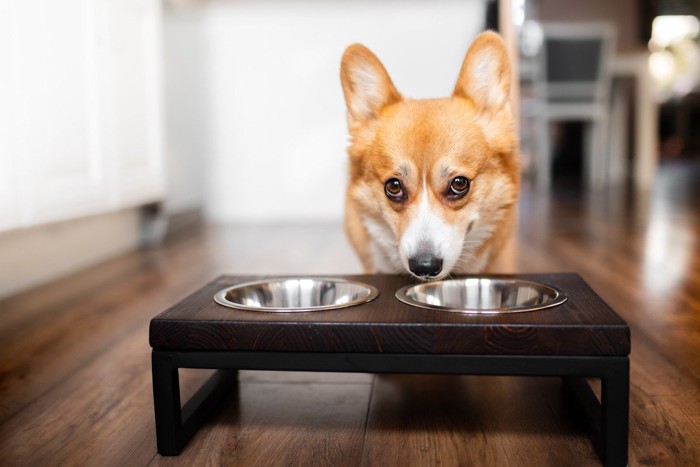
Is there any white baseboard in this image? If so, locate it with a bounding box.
[0,209,141,299]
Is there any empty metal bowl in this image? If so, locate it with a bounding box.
[214,277,379,312]
[395,278,567,314]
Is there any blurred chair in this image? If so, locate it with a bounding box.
[532,22,617,190]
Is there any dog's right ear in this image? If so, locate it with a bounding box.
[452,31,511,114]
[340,44,402,128]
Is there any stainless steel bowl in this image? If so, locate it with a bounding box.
[214,277,379,312]
[395,278,567,314]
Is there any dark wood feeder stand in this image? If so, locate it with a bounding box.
[149,273,630,466]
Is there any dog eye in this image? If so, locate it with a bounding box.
[384,178,405,201]
[448,176,470,198]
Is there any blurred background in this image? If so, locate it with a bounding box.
[1,0,699,298]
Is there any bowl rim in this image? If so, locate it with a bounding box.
[395,277,568,314]
[213,277,380,313]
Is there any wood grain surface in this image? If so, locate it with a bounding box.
[149,273,630,356]
[1,160,699,465]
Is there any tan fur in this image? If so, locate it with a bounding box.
[340,32,519,277]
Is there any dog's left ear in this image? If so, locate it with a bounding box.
[453,31,511,114]
[453,31,514,153]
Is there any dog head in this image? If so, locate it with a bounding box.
[341,32,519,280]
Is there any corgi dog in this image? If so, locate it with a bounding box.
[340,31,519,280]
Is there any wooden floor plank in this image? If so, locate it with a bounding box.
[626,341,700,465]
[1,327,164,466]
[0,233,219,424]
[238,370,373,384]
[0,249,147,339]
[360,375,596,466]
[149,381,373,467]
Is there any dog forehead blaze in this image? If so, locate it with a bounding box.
[374,99,492,183]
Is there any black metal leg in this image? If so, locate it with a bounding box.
[562,358,629,467]
[562,376,602,436]
[152,350,629,460]
[601,359,629,467]
[152,351,239,456]
[152,351,183,455]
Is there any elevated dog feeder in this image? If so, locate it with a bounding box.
[150,273,629,466]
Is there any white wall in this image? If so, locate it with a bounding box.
[163,7,207,214]
[185,0,486,222]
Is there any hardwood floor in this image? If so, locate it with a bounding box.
[1,159,699,466]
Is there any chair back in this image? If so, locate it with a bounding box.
[537,22,616,106]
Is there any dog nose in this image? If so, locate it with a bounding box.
[408,254,443,278]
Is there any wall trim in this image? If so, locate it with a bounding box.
[0,208,142,299]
